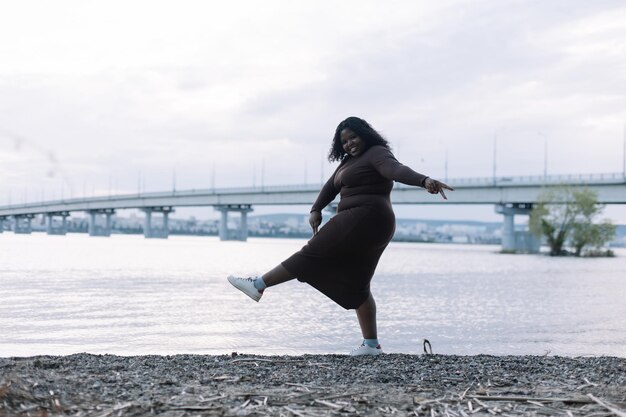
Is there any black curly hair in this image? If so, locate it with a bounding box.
[328,116,390,162]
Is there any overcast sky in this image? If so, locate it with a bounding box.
[1,0,625,222]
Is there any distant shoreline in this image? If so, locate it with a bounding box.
[1,353,624,416]
[5,211,625,247]
[6,229,626,248]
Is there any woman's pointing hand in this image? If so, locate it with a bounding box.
[424,178,455,200]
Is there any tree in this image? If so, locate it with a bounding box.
[571,217,617,256]
[529,187,578,256]
[529,186,616,256]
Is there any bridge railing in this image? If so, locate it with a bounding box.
[396,172,626,188]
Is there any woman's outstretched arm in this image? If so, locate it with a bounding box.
[370,146,454,199]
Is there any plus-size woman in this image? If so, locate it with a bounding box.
[228,116,453,355]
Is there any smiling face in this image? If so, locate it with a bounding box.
[340,128,366,157]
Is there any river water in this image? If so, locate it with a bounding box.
[0,233,624,357]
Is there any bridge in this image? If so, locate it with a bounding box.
[1,172,624,252]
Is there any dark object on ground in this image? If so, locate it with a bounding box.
[1,353,624,416]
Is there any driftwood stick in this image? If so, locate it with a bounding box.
[414,397,446,405]
[587,394,626,417]
[446,407,459,417]
[320,391,363,401]
[199,394,226,402]
[472,398,488,408]
[232,391,276,398]
[170,405,222,411]
[284,405,308,417]
[284,390,322,400]
[92,410,115,417]
[314,399,344,410]
[459,383,473,401]
[285,382,311,391]
[468,395,592,404]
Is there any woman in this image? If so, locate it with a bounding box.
[228,117,453,356]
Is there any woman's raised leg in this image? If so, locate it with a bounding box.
[262,264,296,287]
[227,264,296,302]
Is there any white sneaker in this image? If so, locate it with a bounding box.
[227,275,263,302]
[349,343,383,356]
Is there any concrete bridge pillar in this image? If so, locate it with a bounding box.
[142,206,174,239]
[495,203,540,253]
[87,209,115,236]
[46,212,70,235]
[214,204,253,241]
[219,209,228,240]
[0,216,5,233]
[144,210,151,237]
[14,214,35,234]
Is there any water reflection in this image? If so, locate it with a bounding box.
[0,234,624,357]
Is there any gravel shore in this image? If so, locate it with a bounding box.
[1,353,624,416]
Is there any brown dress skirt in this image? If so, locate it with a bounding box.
[281,194,395,309]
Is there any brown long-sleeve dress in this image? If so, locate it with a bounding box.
[281,145,428,309]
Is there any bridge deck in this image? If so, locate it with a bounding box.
[1,173,625,217]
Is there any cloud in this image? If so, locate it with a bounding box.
[1,0,625,217]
